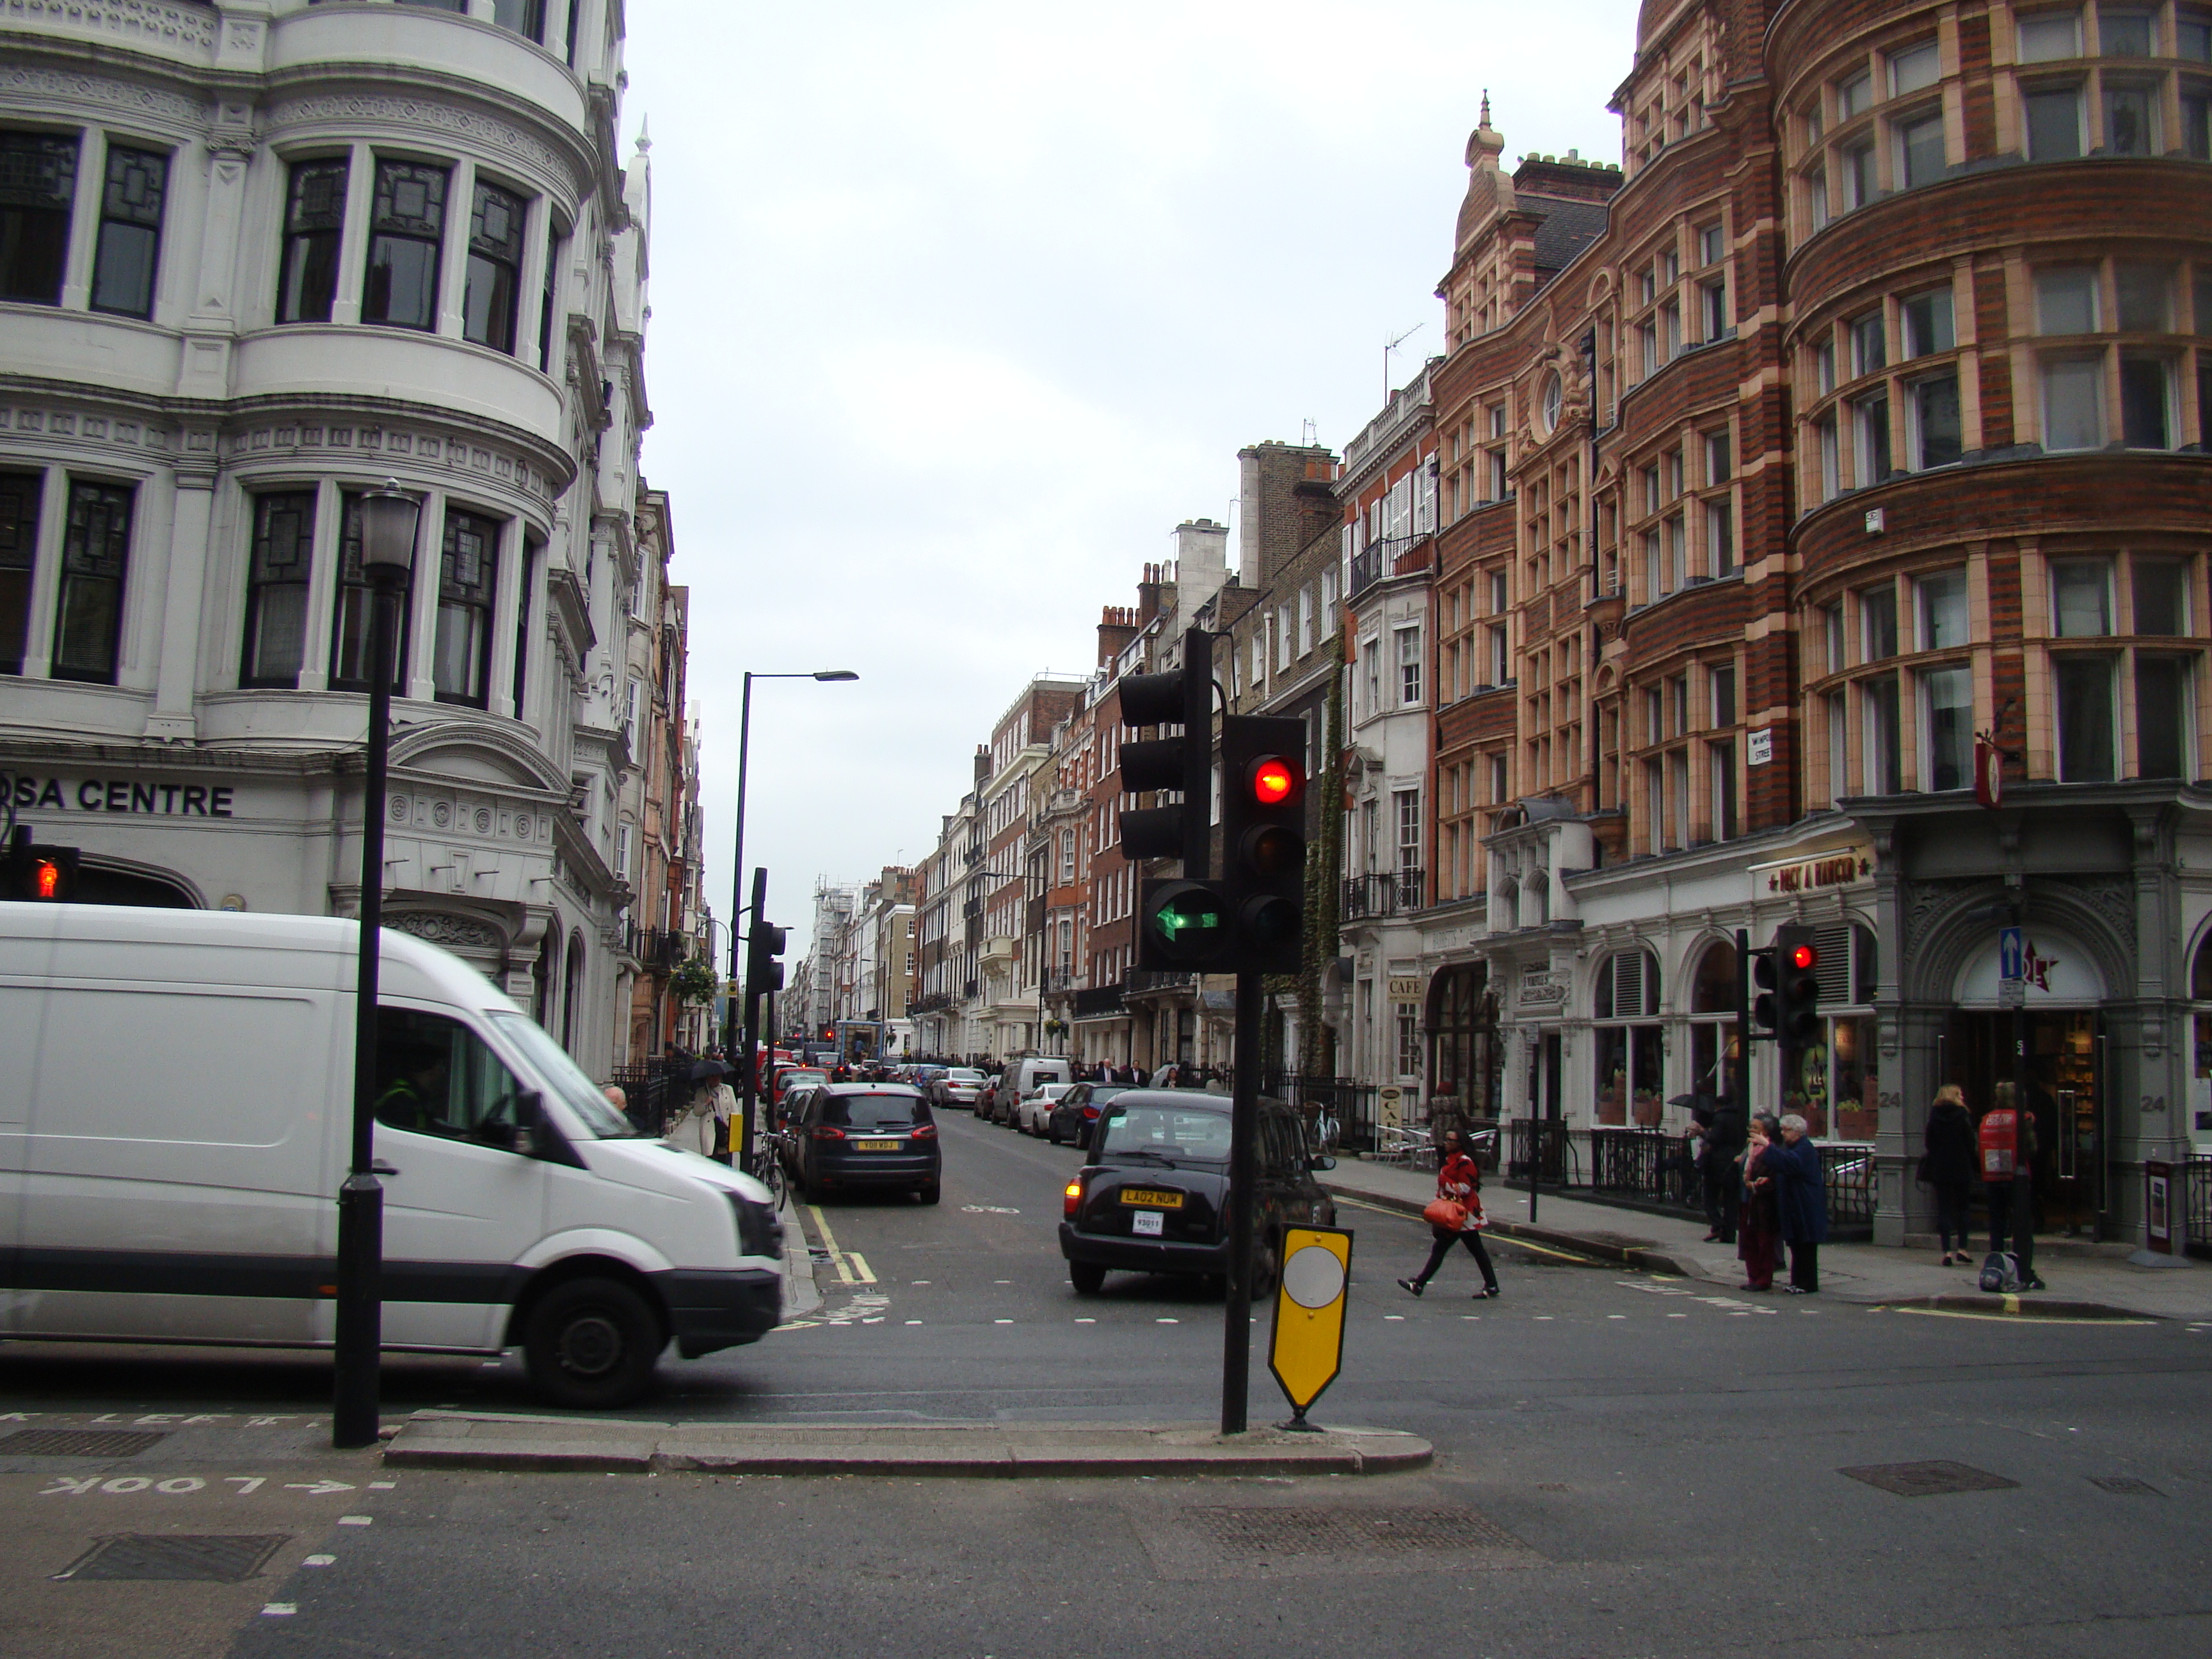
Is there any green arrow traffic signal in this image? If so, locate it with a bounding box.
[1139,878,1231,968]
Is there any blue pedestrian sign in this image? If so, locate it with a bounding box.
[1998,926,2024,982]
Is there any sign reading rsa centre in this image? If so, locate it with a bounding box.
[6,774,238,818]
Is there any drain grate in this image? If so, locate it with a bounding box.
[1,1429,168,1459]
[1839,1461,2019,1498]
[2088,1475,2163,1496]
[54,1534,291,1583]
[1181,1506,1527,1557]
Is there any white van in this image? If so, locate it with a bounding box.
[988,1055,1070,1123]
[0,903,782,1409]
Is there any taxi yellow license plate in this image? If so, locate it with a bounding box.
[1118,1188,1184,1208]
[854,1139,901,1151]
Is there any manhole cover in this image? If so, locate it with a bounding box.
[54,1535,290,1583]
[0,1429,168,1459]
[2088,1475,2163,1496]
[1839,1461,2019,1497]
[1181,1506,1527,1557]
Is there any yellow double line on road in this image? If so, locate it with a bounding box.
[805,1205,876,1285]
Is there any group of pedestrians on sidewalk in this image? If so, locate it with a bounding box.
[1920,1080,2048,1290]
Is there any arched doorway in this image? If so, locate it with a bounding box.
[2192,931,2212,1155]
[1426,963,1496,1125]
[1687,939,1738,1108]
[1944,925,2109,1235]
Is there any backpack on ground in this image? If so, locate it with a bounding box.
[1978,1251,2022,1294]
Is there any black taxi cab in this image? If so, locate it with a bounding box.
[1057,1089,1334,1294]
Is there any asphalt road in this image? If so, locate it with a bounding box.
[3,1108,2209,1657]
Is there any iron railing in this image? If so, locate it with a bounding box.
[1503,1121,1873,1230]
[1264,1073,1382,1155]
[624,924,688,972]
[605,1055,701,1137]
[2184,1155,2211,1260]
[1342,869,1423,920]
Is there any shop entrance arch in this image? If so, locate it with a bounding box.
[1944,927,2110,1237]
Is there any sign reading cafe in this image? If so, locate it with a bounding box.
[5,773,239,819]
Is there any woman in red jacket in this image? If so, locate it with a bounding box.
[1397,1130,1501,1299]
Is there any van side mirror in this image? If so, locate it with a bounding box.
[511,1089,543,1158]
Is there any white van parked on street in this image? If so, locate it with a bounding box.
[0,903,782,1409]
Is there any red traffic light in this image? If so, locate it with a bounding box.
[1250,756,1300,806]
[1788,943,1818,972]
[33,859,62,900]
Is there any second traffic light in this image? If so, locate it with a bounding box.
[746,921,788,1001]
[1219,714,1306,975]
[1117,626,1214,875]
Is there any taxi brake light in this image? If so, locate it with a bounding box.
[1063,1178,1084,1217]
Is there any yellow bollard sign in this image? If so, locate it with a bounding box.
[1267,1224,1352,1427]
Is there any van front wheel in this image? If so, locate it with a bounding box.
[523,1277,661,1410]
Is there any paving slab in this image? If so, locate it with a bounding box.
[381,1411,1430,1477]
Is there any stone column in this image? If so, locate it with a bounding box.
[147,458,217,742]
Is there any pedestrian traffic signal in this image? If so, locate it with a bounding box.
[1775,924,1822,1045]
[746,921,788,1001]
[4,835,77,902]
[1219,714,1306,974]
[1137,877,1230,968]
[1116,626,1214,875]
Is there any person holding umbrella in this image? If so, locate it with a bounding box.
[679,1057,737,1165]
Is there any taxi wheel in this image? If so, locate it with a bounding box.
[524,1277,660,1410]
[1069,1262,1106,1295]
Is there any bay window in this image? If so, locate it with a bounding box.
[240,491,316,688]
[0,471,40,676]
[2136,656,2192,778]
[362,159,449,331]
[330,492,408,693]
[276,157,348,325]
[0,130,78,305]
[52,480,133,685]
[89,145,168,320]
[1922,664,1973,790]
[463,179,526,353]
[2055,655,2117,780]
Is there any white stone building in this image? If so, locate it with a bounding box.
[0,0,662,1079]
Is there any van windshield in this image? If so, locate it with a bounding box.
[489,1011,639,1138]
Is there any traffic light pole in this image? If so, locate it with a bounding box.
[1734,929,1751,1114]
[739,866,766,1164]
[1221,968,1262,1436]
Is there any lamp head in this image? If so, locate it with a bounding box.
[813,669,859,682]
[358,479,421,577]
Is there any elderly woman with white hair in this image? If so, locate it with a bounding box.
[1767,1112,1829,1294]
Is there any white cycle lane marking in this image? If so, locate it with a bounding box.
[40,1476,374,1498]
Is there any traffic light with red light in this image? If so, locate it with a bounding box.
[1775,925,1822,1045]
[4,833,78,902]
[1219,714,1307,974]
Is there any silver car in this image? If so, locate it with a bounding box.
[931,1067,988,1109]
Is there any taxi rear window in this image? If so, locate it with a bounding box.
[822,1093,931,1129]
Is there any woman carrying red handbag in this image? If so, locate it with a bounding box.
[1398,1129,1501,1299]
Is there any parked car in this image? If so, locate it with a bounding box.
[1017,1082,1077,1136]
[1058,1089,1334,1295]
[1046,1082,1131,1147]
[929,1067,988,1110]
[0,903,783,1409]
[988,1057,1069,1125]
[781,1082,941,1203]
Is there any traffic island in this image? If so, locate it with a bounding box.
[382,1412,1432,1477]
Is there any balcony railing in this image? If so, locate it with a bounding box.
[625,924,688,972]
[1125,970,1193,995]
[1342,869,1422,920]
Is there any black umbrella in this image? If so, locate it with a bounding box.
[689,1058,730,1082]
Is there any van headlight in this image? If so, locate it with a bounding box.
[726,1191,784,1260]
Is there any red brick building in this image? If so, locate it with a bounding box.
[1396,0,2211,1251]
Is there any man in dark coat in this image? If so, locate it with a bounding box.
[1769,1112,1829,1293]
[1703,1096,1748,1244]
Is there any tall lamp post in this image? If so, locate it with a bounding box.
[333,479,421,1452]
[723,670,858,1135]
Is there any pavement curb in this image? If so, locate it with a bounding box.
[1857,1292,2161,1320]
[381,1416,1434,1478]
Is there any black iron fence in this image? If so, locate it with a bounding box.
[2187,1155,2212,1260]
[606,1055,699,1136]
[1502,1119,1873,1231]
[1265,1073,1382,1155]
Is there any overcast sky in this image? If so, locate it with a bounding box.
[624,0,1641,954]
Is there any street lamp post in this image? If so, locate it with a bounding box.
[333,480,421,1452]
[722,670,858,1141]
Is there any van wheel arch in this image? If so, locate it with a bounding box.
[502,1254,669,1354]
